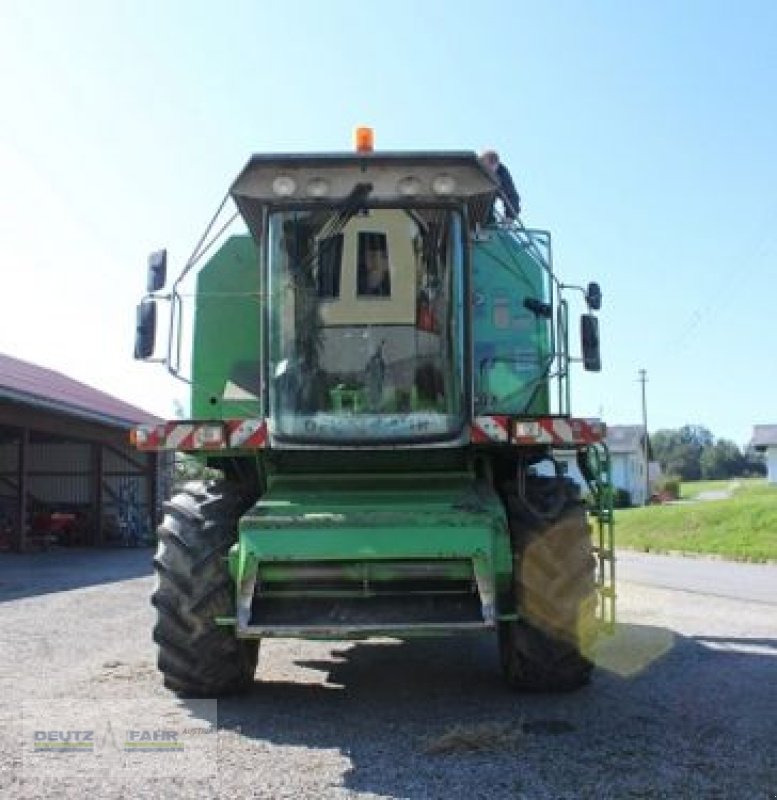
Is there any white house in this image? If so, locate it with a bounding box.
[751,425,777,484]
[605,425,652,506]
[536,423,656,506]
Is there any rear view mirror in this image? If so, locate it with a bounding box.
[134,299,157,359]
[581,314,601,372]
[586,282,602,310]
[147,250,167,292]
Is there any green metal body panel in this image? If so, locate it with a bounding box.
[229,472,513,638]
[191,235,262,419]
[471,229,551,415]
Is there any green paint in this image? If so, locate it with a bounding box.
[472,229,552,415]
[236,472,513,623]
[191,235,262,419]
[172,155,612,638]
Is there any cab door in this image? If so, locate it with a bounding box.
[471,229,552,416]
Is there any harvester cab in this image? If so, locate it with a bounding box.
[133,131,614,697]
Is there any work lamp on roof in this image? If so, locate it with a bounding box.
[272,175,297,196]
[305,177,330,198]
[397,176,422,196]
[432,174,456,195]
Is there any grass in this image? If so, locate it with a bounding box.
[679,478,741,500]
[422,722,525,755]
[613,479,777,562]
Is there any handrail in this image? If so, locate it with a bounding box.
[496,217,574,418]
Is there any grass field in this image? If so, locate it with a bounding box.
[613,478,777,562]
[679,478,741,500]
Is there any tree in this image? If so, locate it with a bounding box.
[652,428,704,480]
[651,429,680,471]
[700,439,744,480]
[173,453,221,488]
[742,444,767,477]
[652,425,746,481]
[678,425,714,450]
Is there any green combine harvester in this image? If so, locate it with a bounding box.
[133,132,614,696]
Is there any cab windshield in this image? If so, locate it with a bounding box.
[267,206,465,443]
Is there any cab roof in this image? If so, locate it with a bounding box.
[230,151,499,234]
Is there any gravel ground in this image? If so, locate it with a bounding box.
[0,548,775,799]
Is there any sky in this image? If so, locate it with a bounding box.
[0,0,775,447]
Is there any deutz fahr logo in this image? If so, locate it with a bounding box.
[33,727,183,753]
[34,730,94,750]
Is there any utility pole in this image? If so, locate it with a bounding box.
[639,369,649,504]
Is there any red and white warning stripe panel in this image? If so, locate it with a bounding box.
[470,415,510,444]
[472,416,605,446]
[228,419,269,448]
[132,419,268,451]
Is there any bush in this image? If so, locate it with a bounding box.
[612,488,632,508]
[654,475,681,501]
[173,454,223,492]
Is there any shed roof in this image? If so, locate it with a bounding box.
[751,424,777,449]
[0,353,162,429]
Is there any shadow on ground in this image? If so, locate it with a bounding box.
[0,547,153,601]
[203,623,776,798]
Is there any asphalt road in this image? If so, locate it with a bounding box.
[616,550,777,605]
[0,548,775,799]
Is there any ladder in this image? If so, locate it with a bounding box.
[585,443,616,630]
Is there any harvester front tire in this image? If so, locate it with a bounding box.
[499,486,596,692]
[152,480,258,697]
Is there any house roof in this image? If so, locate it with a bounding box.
[0,353,162,429]
[605,424,648,454]
[751,424,777,449]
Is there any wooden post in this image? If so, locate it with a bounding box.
[92,443,104,546]
[16,427,29,552]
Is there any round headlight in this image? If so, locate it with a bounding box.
[432,174,456,195]
[397,176,422,196]
[272,175,297,197]
[306,177,330,198]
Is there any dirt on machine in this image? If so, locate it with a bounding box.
[132,129,615,697]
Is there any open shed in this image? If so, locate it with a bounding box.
[0,353,165,551]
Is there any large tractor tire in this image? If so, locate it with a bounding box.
[151,480,259,697]
[499,479,597,692]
